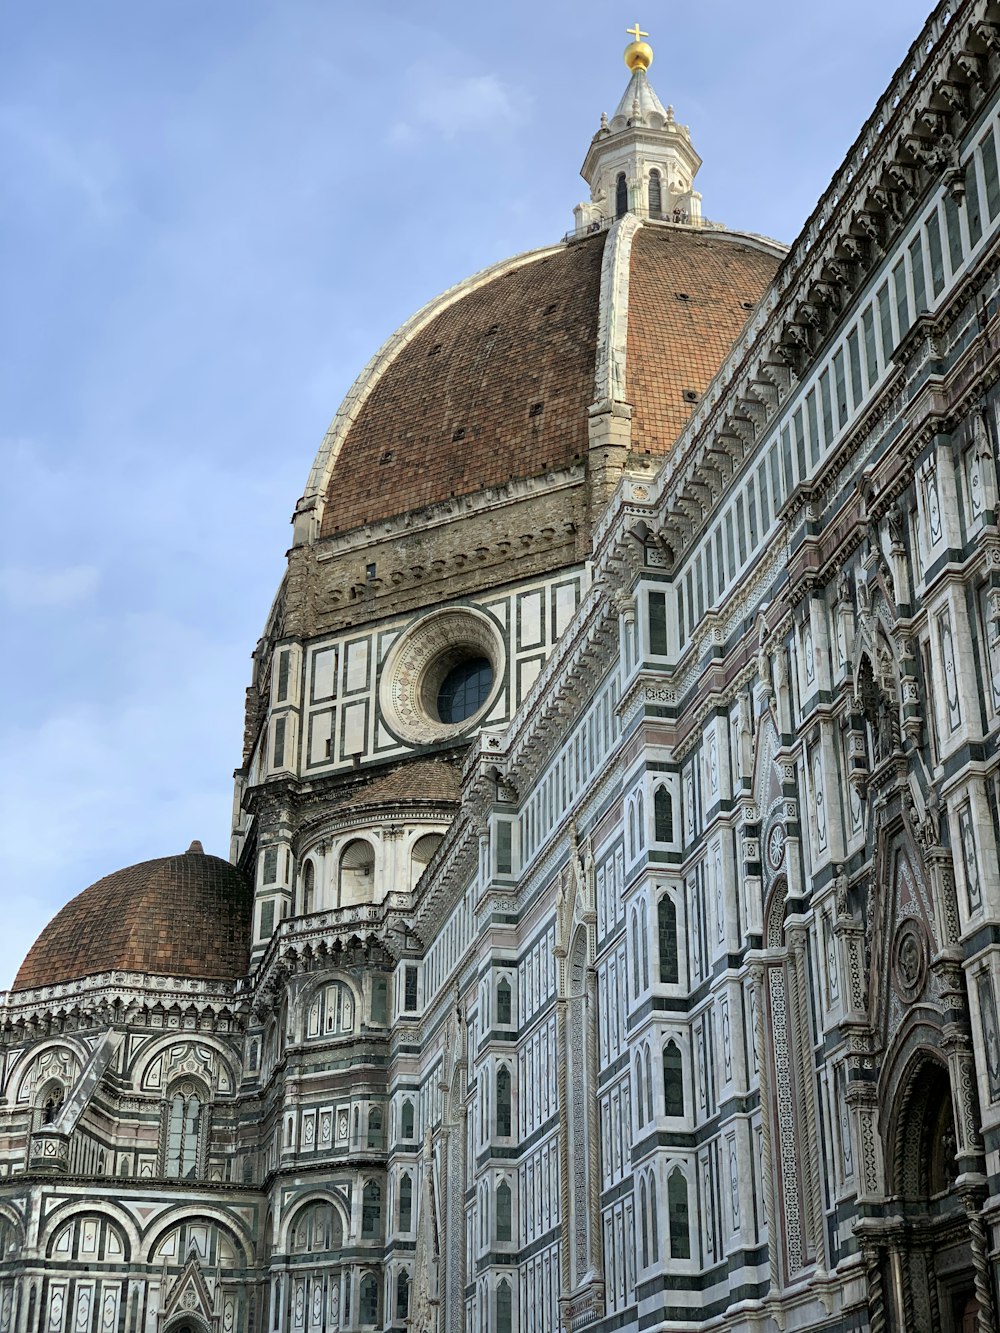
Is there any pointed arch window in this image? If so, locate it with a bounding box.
[640,1178,649,1266]
[496,1278,513,1333]
[359,1273,379,1326]
[496,977,512,1026]
[398,1172,413,1232]
[361,1182,381,1239]
[496,1179,512,1242]
[635,1054,646,1129]
[649,1174,659,1253]
[367,1105,383,1149]
[663,1040,684,1117]
[40,1083,64,1125]
[658,895,679,984]
[649,168,663,217]
[668,1168,690,1258]
[164,1084,203,1179]
[631,908,641,997]
[396,1270,410,1322]
[302,859,315,914]
[401,1098,415,1140]
[654,786,674,842]
[616,172,628,218]
[496,1064,512,1137]
[640,901,649,988]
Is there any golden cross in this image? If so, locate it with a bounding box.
[626,22,648,42]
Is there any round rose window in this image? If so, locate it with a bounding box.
[379,608,505,745]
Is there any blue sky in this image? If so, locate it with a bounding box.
[1,0,927,987]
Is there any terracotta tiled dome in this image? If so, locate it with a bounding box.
[13,844,252,992]
[313,225,782,537]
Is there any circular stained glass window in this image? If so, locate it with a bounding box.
[437,656,493,724]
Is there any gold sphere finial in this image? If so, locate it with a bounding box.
[624,22,652,71]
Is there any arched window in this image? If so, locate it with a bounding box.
[654,786,674,842]
[301,859,315,914]
[338,839,375,906]
[644,1046,654,1122]
[649,1174,659,1253]
[367,1106,383,1149]
[0,1215,21,1262]
[496,1179,512,1242]
[658,895,679,984]
[636,790,644,847]
[359,1273,379,1326]
[663,1040,684,1117]
[640,1178,649,1266]
[635,1055,646,1129]
[164,1084,203,1179]
[361,1182,381,1239]
[40,1083,64,1125]
[628,803,637,859]
[615,172,628,218]
[640,901,649,988]
[396,1270,410,1322]
[631,908,641,997]
[668,1168,690,1258]
[398,1172,412,1232]
[411,833,443,888]
[496,978,512,1026]
[306,981,354,1038]
[289,1201,343,1254]
[496,1278,513,1333]
[401,1098,415,1140]
[496,1064,512,1137]
[649,168,663,217]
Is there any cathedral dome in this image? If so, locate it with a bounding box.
[13,843,252,992]
[296,222,783,542]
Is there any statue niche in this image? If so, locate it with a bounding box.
[856,649,900,771]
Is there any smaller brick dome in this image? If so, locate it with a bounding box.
[13,844,252,992]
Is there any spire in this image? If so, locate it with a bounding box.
[574,25,703,235]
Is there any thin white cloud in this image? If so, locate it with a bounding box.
[388,68,531,147]
[0,564,99,608]
[0,103,124,223]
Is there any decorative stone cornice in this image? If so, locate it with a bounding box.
[0,973,245,1042]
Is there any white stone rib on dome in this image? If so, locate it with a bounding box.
[294,243,565,545]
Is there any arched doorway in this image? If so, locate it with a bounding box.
[164,1314,212,1333]
[889,1058,980,1331]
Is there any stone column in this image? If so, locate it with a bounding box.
[787,928,827,1274]
[748,959,780,1296]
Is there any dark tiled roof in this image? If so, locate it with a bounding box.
[349,758,462,808]
[319,234,607,536]
[626,228,781,455]
[318,226,780,538]
[13,848,252,992]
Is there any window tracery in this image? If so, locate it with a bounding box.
[162,1080,206,1180]
[306,981,355,1039]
